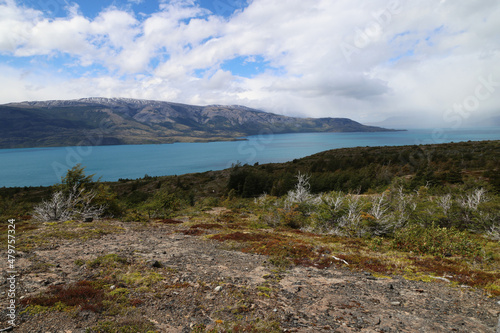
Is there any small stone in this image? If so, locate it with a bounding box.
[147,260,162,268]
[110,285,116,290]
[390,302,401,306]
[214,286,222,292]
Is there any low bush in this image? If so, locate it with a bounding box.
[392,223,482,257]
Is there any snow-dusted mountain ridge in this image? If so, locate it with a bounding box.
[0,97,397,148]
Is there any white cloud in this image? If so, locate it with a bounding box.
[0,0,499,127]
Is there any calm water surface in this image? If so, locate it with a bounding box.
[1,128,499,187]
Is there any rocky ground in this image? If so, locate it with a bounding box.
[1,213,500,333]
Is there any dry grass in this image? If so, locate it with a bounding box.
[17,219,124,251]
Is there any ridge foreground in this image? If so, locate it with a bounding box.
[2,216,499,332]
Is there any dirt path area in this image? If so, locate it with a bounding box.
[1,219,499,332]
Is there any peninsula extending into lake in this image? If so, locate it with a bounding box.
[0,98,398,149]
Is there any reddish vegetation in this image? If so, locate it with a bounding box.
[165,282,190,289]
[410,256,500,293]
[210,230,499,294]
[21,281,105,312]
[212,232,338,269]
[216,212,236,224]
[211,232,280,243]
[283,228,322,238]
[129,299,144,306]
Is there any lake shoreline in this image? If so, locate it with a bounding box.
[2,128,499,188]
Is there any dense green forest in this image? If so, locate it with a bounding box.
[227,140,500,197]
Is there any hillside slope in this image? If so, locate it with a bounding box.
[0,97,396,148]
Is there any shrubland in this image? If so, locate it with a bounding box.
[3,140,500,248]
[1,140,500,331]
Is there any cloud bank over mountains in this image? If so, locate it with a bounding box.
[0,0,499,127]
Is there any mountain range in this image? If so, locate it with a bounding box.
[0,97,398,148]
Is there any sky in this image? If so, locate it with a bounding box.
[0,0,499,128]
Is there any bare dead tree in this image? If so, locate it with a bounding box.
[322,191,345,212]
[487,224,500,241]
[285,172,314,207]
[33,185,106,222]
[334,196,364,237]
[33,191,74,222]
[437,194,452,215]
[459,188,487,211]
[370,193,388,220]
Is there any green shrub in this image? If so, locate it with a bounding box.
[392,223,482,257]
[198,196,219,209]
[87,254,128,268]
[140,190,182,219]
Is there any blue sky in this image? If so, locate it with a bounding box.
[32,0,246,19]
[0,0,499,127]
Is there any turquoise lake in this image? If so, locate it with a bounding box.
[1,127,499,188]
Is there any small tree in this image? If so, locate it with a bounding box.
[61,164,96,192]
[33,166,106,222]
[141,191,181,219]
